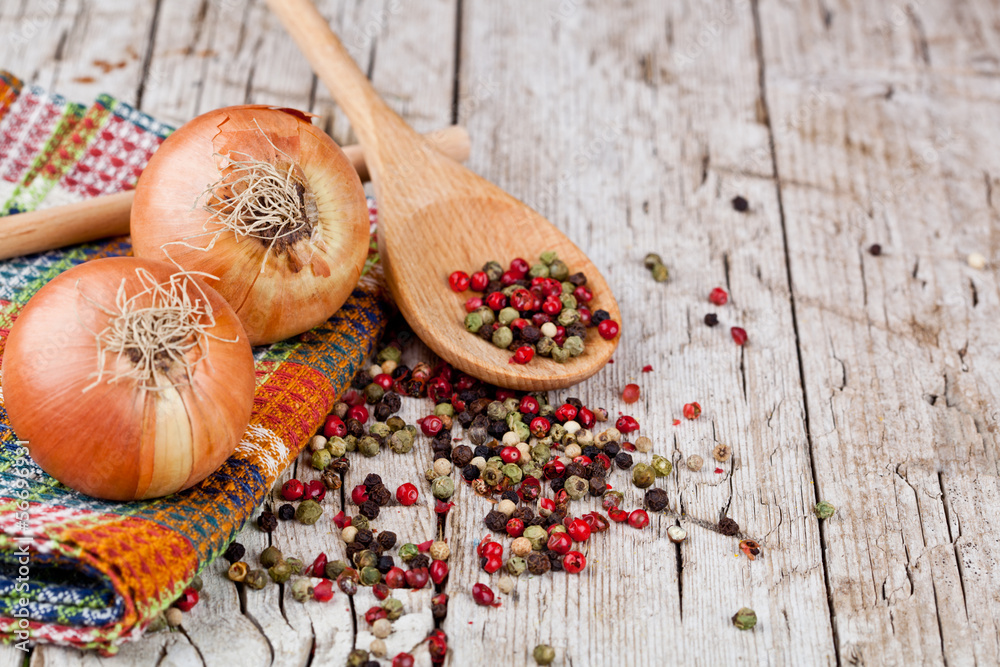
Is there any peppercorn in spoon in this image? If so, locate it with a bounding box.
[267,0,621,390]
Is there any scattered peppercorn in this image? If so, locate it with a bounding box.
[632,463,655,488]
[868,243,882,256]
[686,455,704,471]
[533,644,556,665]
[712,443,732,462]
[646,488,669,512]
[732,607,758,630]
[224,541,246,562]
[295,500,324,525]
[732,195,748,212]
[717,517,740,536]
[815,501,836,519]
[277,503,295,521]
[256,511,278,533]
[704,313,719,327]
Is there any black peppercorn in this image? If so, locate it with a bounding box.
[369,541,384,557]
[391,364,410,379]
[352,370,372,390]
[581,445,600,459]
[487,421,509,439]
[369,484,392,506]
[377,555,395,574]
[565,462,587,479]
[346,418,364,438]
[718,517,740,536]
[646,488,669,512]
[501,490,520,504]
[565,397,583,409]
[705,313,719,327]
[457,411,474,428]
[364,473,383,489]
[469,398,492,415]
[257,511,278,533]
[527,552,551,575]
[732,195,749,211]
[485,510,508,532]
[513,506,534,522]
[277,503,295,521]
[378,531,397,551]
[474,445,491,459]
[869,243,882,256]
[462,465,480,481]
[409,554,431,570]
[567,272,587,286]
[550,478,565,492]
[566,322,587,339]
[591,309,610,326]
[547,551,564,572]
[345,542,365,561]
[615,452,634,469]
[373,403,393,421]
[589,476,607,497]
[604,442,621,457]
[452,445,474,467]
[356,529,374,546]
[360,500,380,520]
[224,541,246,562]
[521,325,542,343]
[529,515,548,527]
[432,603,448,620]
[381,392,401,413]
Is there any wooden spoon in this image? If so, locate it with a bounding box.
[267,0,621,390]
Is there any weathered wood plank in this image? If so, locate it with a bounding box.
[0,644,25,667]
[445,1,833,665]
[756,0,1000,663]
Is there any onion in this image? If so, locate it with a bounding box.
[131,105,369,345]
[1,257,255,500]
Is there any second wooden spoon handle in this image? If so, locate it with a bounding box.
[0,125,469,261]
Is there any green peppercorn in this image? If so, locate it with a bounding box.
[325,560,348,579]
[465,311,484,333]
[643,252,663,270]
[358,435,380,457]
[269,561,293,584]
[549,259,569,281]
[359,566,381,586]
[534,644,556,665]
[536,336,556,357]
[539,403,556,418]
[531,443,551,465]
[815,501,836,519]
[377,346,401,363]
[382,597,404,620]
[487,456,504,467]
[564,475,588,500]
[502,463,523,484]
[529,263,550,278]
[540,250,558,265]
[481,465,503,487]
[432,475,456,499]
[513,421,531,443]
[732,607,757,630]
[311,449,332,470]
[290,578,312,602]
[487,401,509,421]
[244,569,269,590]
[551,346,570,364]
[434,402,456,417]
[364,382,384,404]
[343,434,358,452]
[651,263,669,282]
[259,546,283,568]
[346,649,370,667]
[351,514,370,531]
[295,500,323,525]
[498,307,519,326]
[327,436,347,457]
[389,429,414,454]
[523,525,548,551]
[386,416,405,432]
[632,463,656,488]
[557,308,579,327]
[492,326,513,349]
[559,293,578,311]
[398,543,419,562]
[355,550,378,569]
[550,424,567,442]
[475,306,496,327]
[285,557,304,575]
[501,284,520,297]
[484,260,504,281]
[561,281,574,294]
[560,335,583,357]
[652,455,673,477]
[506,556,528,576]
[369,422,391,439]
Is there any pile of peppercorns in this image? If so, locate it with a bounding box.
[450,252,619,365]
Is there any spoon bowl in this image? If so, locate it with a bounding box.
[267,0,621,389]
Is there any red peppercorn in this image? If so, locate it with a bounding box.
[396,483,419,506]
[577,407,595,428]
[465,296,484,312]
[173,587,199,611]
[500,270,519,286]
[393,654,416,667]
[541,297,562,315]
[731,326,748,345]
[683,402,701,420]
[373,583,390,601]
[341,389,364,406]
[509,346,534,365]
[573,285,593,303]
[365,606,388,625]
[373,373,393,390]
[430,560,449,585]
[346,404,369,422]
[473,582,498,606]
[448,270,470,292]
[539,498,556,515]
[542,459,565,479]
[500,446,521,464]
[495,388,517,401]
[332,511,350,529]
[306,552,328,577]
[595,452,612,471]
[554,403,578,422]
[544,278,562,297]
[385,567,407,589]
[510,288,534,311]
[563,551,587,574]
[506,517,525,537]
[427,377,452,402]
[455,374,476,391]
[597,319,620,340]
[479,540,503,559]
[519,395,539,414]
[281,479,304,501]
[531,312,551,327]
[567,518,591,542]
[510,257,530,277]
[323,415,346,438]
[609,508,629,522]
[470,271,489,292]
[530,416,551,437]
[485,292,507,311]
[303,479,326,502]
[622,383,640,404]
[547,531,572,555]
[510,317,529,332]
[428,630,448,663]
[584,511,610,533]
[405,567,429,589]
[482,556,503,574]
[420,415,444,437]
[616,415,639,433]
[709,287,728,305]
[351,484,369,505]
[628,509,650,529]
[642,364,653,372]
[312,579,334,601]
[518,477,541,502]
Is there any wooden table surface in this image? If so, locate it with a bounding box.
[2,0,999,665]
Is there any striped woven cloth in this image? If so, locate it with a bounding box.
[0,72,387,654]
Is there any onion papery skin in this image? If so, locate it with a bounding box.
[1,257,255,501]
[131,105,370,346]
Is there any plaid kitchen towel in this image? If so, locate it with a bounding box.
[0,79,387,654]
